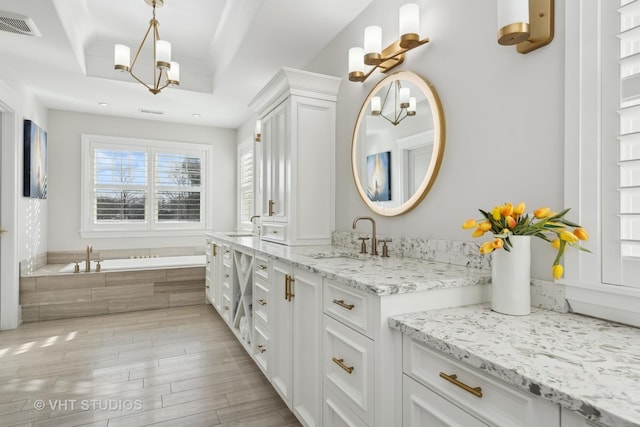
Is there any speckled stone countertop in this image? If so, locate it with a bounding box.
[389,304,640,427]
[209,233,490,296]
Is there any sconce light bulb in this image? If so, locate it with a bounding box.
[364,26,382,65]
[497,0,530,45]
[399,3,421,49]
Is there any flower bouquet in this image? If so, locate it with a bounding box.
[462,202,590,279]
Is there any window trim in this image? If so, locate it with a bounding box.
[80,134,213,238]
[236,137,255,232]
[562,0,640,327]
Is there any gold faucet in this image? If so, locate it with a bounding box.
[85,245,92,272]
[352,216,378,255]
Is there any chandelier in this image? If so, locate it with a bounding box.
[371,80,416,126]
[114,0,179,95]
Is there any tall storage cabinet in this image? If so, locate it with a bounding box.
[249,67,341,246]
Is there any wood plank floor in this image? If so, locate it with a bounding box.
[0,305,301,427]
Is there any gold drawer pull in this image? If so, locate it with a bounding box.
[258,264,267,270]
[212,243,217,256]
[257,299,267,306]
[223,305,230,311]
[439,372,483,398]
[332,299,355,310]
[205,285,210,289]
[332,357,354,374]
[256,344,267,353]
[224,273,230,278]
[272,230,278,234]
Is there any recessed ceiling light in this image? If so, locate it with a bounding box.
[98,102,109,107]
[192,113,201,118]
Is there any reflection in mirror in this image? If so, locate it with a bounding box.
[352,71,445,216]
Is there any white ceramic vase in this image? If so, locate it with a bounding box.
[491,235,531,315]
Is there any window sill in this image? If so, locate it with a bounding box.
[560,280,640,328]
[80,229,212,239]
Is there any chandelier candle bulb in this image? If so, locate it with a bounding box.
[497,0,530,45]
[167,61,179,85]
[155,40,171,69]
[114,44,130,71]
[371,96,382,115]
[407,97,416,116]
[364,25,382,65]
[399,3,421,48]
[399,87,410,108]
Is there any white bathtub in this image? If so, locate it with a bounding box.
[58,255,206,273]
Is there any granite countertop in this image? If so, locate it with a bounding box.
[389,304,640,427]
[209,232,490,296]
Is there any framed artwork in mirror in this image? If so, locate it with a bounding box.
[23,119,47,199]
[366,151,391,201]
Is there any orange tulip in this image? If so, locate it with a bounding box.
[506,216,516,229]
[500,203,513,217]
[560,229,578,243]
[534,207,551,219]
[551,238,560,250]
[478,221,492,232]
[492,238,504,249]
[472,228,485,238]
[552,264,564,280]
[573,228,589,240]
[513,202,526,216]
[479,241,494,254]
[462,219,477,229]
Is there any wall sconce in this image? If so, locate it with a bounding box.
[497,0,554,54]
[349,3,429,83]
[254,120,261,142]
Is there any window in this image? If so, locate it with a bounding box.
[81,135,212,237]
[563,0,640,326]
[237,138,255,230]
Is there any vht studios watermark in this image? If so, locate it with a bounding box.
[33,399,143,411]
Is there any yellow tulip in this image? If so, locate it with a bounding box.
[551,238,560,250]
[552,264,564,280]
[492,206,501,220]
[478,221,492,232]
[560,229,579,243]
[492,238,504,249]
[479,241,494,254]
[500,203,513,217]
[462,219,477,229]
[471,228,485,238]
[573,228,589,241]
[534,207,551,219]
[513,202,526,216]
[506,216,516,229]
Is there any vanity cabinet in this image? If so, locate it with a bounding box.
[402,336,559,427]
[249,67,341,246]
[271,259,323,427]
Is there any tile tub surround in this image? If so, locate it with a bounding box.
[210,233,491,296]
[20,266,206,322]
[389,304,640,427]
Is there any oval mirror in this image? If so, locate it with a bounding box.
[351,71,445,216]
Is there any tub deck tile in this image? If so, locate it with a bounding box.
[108,295,170,314]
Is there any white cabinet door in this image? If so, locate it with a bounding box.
[271,260,293,406]
[261,102,288,223]
[270,259,323,427]
[403,375,488,427]
[209,240,222,312]
[292,268,323,427]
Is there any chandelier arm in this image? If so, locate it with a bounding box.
[128,71,155,92]
[130,22,155,70]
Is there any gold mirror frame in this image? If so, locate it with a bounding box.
[351,71,445,216]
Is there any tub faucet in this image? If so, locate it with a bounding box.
[85,245,92,272]
[352,216,378,255]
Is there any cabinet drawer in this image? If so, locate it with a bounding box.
[323,315,374,425]
[254,277,270,326]
[261,223,287,243]
[254,254,271,281]
[324,385,368,427]
[252,321,270,377]
[220,292,232,324]
[403,337,559,427]
[403,374,488,427]
[222,264,232,291]
[323,280,374,338]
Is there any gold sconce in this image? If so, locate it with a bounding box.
[348,3,429,83]
[497,0,554,54]
[254,120,261,142]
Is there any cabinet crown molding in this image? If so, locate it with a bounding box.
[248,67,342,117]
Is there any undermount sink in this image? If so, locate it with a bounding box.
[310,251,370,261]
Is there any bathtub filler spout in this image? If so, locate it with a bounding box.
[352,216,378,255]
[85,245,93,272]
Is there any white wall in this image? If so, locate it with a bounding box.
[241,0,566,280]
[47,110,237,251]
